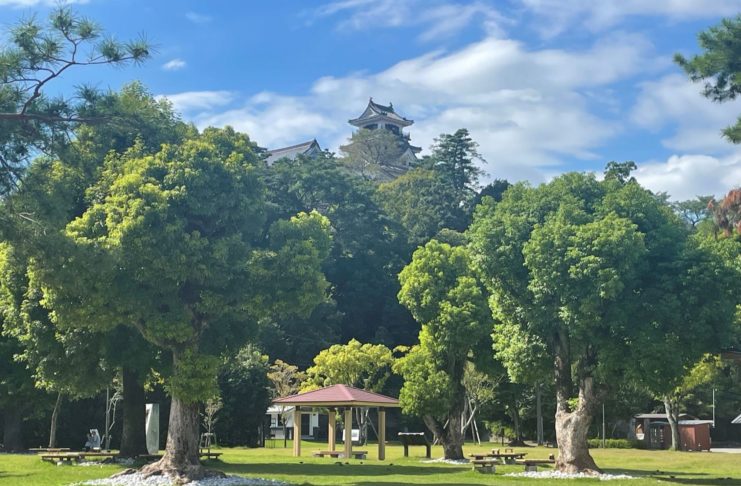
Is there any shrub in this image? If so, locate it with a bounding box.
[587,438,642,449]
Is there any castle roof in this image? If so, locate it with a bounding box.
[266,139,321,165]
[349,98,413,128]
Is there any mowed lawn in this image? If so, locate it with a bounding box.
[1,442,740,486]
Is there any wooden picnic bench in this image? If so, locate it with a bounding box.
[313,450,368,459]
[489,450,527,464]
[516,458,556,472]
[398,432,431,459]
[30,447,71,453]
[471,458,497,473]
[41,453,81,463]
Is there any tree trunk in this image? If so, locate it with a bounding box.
[138,395,215,481]
[120,367,148,457]
[509,401,527,446]
[663,396,681,451]
[48,392,62,449]
[553,336,600,474]
[424,414,464,460]
[3,407,24,451]
[554,377,601,474]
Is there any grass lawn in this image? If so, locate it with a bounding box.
[0,442,739,486]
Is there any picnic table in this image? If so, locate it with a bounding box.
[398,432,431,459]
[489,449,527,464]
[40,451,117,463]
[199,452,223,460]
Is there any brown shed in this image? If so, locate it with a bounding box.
[677,420,713,451]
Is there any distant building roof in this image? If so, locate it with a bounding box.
[678,420,714,425]
[349,98,413,128]
[272,384,400,408]
[266,139,321,165]
[635,413,695,420]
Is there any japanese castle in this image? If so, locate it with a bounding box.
[266,98,421,179]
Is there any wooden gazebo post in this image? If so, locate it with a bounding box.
[344,407,353,458]
[328,408,336,451]
[378,408,386,460]
[293,406,301,457]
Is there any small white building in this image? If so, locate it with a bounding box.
[266,405,320,440]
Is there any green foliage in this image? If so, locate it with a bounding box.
[675,15,741,143]
[302,339,393,392]
[216,346,272,447]
[587,439,642,449]
[340,128,407,180]
[672,196,713,230]
[394,241,491,422]
[378,169,468,246]
[469,169,739,415]
[0,8,151,196]
[33,128,331,403]
[421,128,484,193]
[264,153,413,349]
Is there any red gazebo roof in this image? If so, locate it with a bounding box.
[272,384,400,408]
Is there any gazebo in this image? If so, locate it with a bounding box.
[272,384,399,460]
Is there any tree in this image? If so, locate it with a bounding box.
[673,196,713,230]
[378,169,469,246]
[421,128,484,193]
[0,7,149,196]
[215,346,272,447]
[4,82,187,457]
[675,15,741,143]
[302,339,394,443]
[267,359,306,448]
[394,241,491,459]
[33,128,332,480]
[471,179,511,211]
[340,128,407,180]
[468,168,738,473]
[709,188,741,236]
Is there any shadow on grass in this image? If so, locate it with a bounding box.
[604,469,708,477]
[213,461,465,478]
[652,477,741,486]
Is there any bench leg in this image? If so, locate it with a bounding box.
[426,445,431,459]
[403,445,409,457]
[525,465,538,472]
[473,465,495,474]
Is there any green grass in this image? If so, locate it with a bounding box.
[1,442,739,485]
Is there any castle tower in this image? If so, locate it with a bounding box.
[345,98,421,179]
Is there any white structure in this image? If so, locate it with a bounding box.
[266,405,320,440]
[145,403,160,455]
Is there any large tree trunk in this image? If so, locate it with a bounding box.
[663,396,681,451]
[139,395,212,481]
[509,400,527,446]
[48,393,62,449]
[553,337,601,474]
[3,407,24,451]
[119,367,148,457]
[423,414,464,460]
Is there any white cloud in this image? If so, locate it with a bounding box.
[164,34,657,182]
[635,151,741,200]
[313,0,507,41]
[162,58,187,71]
[185,11,212,24]
[157,91,235,114]
[632,74,741,153]
[519,0,739,37]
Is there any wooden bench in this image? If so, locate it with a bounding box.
[41,453,82,463]
[398,432,431,459]
[30,448,71,453]
[471,459,497,473]
[313,450,342,458]
[490,450,527,464]
[199,452,223,460]
[468,453,491,460]
[516,459,556,472]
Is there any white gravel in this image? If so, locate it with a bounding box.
[505,471,636,481]
[421,457,469,465]
[72,473,288,486]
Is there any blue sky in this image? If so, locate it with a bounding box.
[2,0,740,199]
